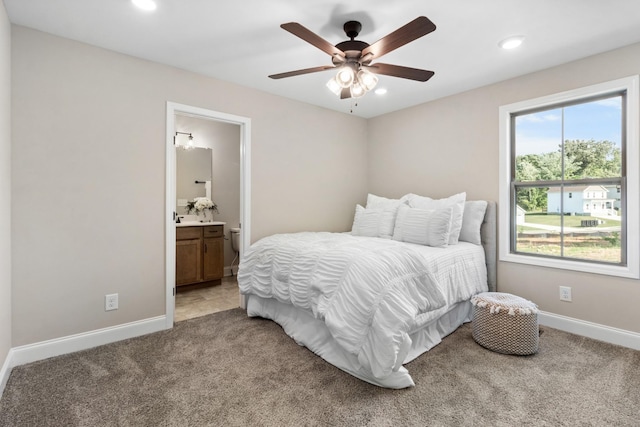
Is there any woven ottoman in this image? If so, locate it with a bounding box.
[471,292,539,355]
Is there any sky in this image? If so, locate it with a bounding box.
[515,96,622,156]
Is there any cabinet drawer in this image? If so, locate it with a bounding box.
[203,225,223,238]
[176,227,202,240]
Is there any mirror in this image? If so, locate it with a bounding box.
[176,146,213,215]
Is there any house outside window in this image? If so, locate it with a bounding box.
[499,76,639,278]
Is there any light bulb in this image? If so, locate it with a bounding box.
[357,69,378,91]
[350,82,365,98]
[336,67,354,88]
[326,77,342,96]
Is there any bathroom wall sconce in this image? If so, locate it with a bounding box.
[175,131,195,150]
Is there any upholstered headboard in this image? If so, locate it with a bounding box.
[480,201,497,292]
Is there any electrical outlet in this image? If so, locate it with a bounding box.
[559,286,572,302]
[105,293,119,311]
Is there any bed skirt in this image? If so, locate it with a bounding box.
[245,295,473,389]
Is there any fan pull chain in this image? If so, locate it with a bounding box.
[350,99,358,114]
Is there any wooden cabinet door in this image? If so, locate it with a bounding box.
[203,237,224,281]
[176,238,202,285]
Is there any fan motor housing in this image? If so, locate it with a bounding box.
[343,21,362,38]
[332,47,366,66]
[336,20,369,55]
[335,40,370,53]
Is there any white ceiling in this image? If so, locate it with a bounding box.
[5,0,640,118]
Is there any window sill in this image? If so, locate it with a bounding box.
[500,252,639,279]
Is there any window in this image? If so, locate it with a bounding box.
[499,76,639,278]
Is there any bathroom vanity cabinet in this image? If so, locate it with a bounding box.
[176,224,224,287]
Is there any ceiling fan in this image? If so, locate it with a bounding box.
[269,16,436,99]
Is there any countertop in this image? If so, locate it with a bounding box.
[176,221,226,228]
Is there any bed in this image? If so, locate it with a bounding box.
[238,196,496,389]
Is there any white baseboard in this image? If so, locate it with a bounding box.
[0,315,168,398]
[0,347,15,398]
[539,311,640,351]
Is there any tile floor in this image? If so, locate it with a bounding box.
[175,276,240,322]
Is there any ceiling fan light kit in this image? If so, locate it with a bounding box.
[325,63,378,98]
[270,16,436,102]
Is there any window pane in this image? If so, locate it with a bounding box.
[559,182,622,263]
[515,184,622,263]
[514,109,563,181]
[515,186,560,256]
[563,96,622,180]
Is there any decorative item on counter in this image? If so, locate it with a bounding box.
[185,197,219,222]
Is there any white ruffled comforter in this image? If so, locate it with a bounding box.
[239,232,468,379]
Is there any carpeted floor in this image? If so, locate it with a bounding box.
[1,308,639,426]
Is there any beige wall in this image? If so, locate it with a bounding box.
[11,26,368,346]
[368,42,640,333]
[9,18,640,353]
[175,115,241,269]
[0,0,12,368]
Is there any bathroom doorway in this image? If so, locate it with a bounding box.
[165,102,251,327]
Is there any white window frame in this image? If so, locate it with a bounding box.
[499,76,639,279]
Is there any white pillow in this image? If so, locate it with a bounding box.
[351,205,396,239]
[406,192,466,244]
[459,200,488,245]
[392,205,453,248]
[365,193,409,210]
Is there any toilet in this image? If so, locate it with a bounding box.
[230,228,241,252]
[230,228,241,275]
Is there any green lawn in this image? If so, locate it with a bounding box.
[524,213,620,228]
[517,213,621,263]
[516,234,621,263]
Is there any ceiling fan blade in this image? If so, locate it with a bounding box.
[361,16,436,60]
[281,22,346,59]
[269,66,336,79]
[365,63,434,82]
[340,87,351,99]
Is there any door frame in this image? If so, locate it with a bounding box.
[165,102,251,327]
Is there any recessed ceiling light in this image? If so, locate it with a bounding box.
[499,35,524,50]
[132,0,157,11]
[375,88,388,95]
